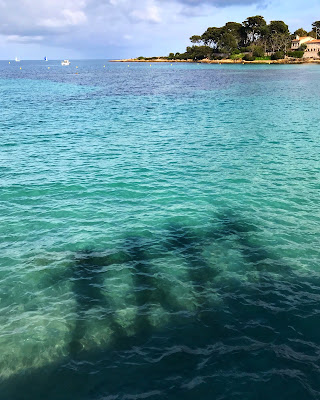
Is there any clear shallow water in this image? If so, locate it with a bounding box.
[0,60,320,399]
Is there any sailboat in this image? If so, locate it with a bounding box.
[15,57,20,62]
[44,56,48,61]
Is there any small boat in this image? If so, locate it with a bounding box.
[44,56,48,61]
[61,60,70,66]
[15,57,20,62]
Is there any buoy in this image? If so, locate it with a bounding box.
[20,67,22,70]
[9,62,10,64]
[48,67,50,69]
[150,64,151,66]
[104,65,105,68]
[76,66,78,68]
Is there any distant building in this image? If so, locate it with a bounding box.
[291,36,314,49]
[303,39,320,58]
[291,36,320,59]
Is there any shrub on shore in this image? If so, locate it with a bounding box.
[298,44,307,51]
[229,53,244,60]
[287,51,304,58]
[271,51,285,60]
[242,54,256,61]
[169,45,213,61]
[252,46,265,57]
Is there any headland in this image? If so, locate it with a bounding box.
[112,15,320,65]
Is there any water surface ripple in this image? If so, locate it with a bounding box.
[0,61,320,400]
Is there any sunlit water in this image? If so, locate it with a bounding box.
[0,60,320,400]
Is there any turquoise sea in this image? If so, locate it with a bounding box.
[0,60,320,399]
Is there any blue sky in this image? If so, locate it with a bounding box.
[0,0,318,59]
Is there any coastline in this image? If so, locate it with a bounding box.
[111,58,320,64]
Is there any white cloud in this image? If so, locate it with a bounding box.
[40,9,87,28]
[6,35,44,43]
[0,0,89,36]
[130,3,161,23]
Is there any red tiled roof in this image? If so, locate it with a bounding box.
[292,36,313,42]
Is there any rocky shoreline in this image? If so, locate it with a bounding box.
[111,58,320,64]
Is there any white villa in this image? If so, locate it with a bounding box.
[291,36,320,58]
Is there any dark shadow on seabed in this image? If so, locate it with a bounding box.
[214,211,291,275]
[1,213,320,400]
[123,236,179,334]
[68,249,127,356]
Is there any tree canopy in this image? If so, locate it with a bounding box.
[312,21,320,31]
[243,15,267,44]
[294,28,308,37]
[170,16,319,60]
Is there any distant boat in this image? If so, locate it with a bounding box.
[44,56,48,61]
[15,57,20,62]
[61,60,70,66]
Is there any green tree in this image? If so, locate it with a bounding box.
[201,22,244,55]
[172,15,319,62]
[252,46,265,57]
[269,20,289,34]
[222,21,245,50]
[312,21,320,39]
[268,20,291,53]
[242,15,267,44]
[201,27,222,48]
[258,24,271,53]
[223,22,243,39]
[312,21,320,34]
[271,50,285,60]
[287,51,304,58]
[243,54,256,61]
[307,30,317,38]
[294,28,308,37]
[190,35,202,44]
[218,32,238,54]
[184,45,213,60]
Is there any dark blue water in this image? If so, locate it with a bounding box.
[0,60,320,400]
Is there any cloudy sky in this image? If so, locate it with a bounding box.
[0,0,318,59]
